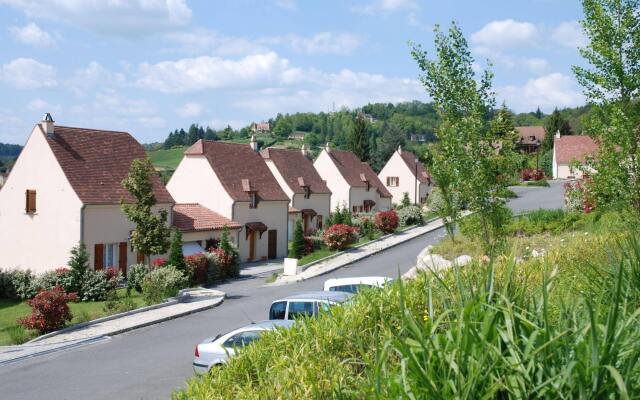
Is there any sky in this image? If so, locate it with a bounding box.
[0,0,588,145]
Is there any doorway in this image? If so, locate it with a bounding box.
[268,230,277,259]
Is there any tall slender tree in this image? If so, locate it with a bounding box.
[348,113,370,161]
[543,108,572,151]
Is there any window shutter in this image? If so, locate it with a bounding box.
[119,242,128,275]
[94,244,104,270]
[25,190,36,213]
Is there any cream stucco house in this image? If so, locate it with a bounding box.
[167,137,289,262]
[552,133,598,179]
[313,144,392,213]
[378,146,432,206]
[261,145,331,239]
[172,203,241,255]
[0,114,174,275]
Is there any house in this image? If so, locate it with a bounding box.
[552,133,599,179]
[313,144,392,213]
[261,145,331,238]
[409,134,427,142]
[378,146,432,206]
[250,121,271,134]
[288,131,307,140]
[515,126,545,153]
[172,203,241,255]
[167,136,289,262]
[0,114,174,275]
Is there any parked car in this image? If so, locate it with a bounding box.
[193,320,295,374]
[323,276,392,293]
[268,291,353,320]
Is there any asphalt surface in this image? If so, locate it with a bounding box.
[0,181,564,400]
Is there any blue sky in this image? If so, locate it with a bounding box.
[0,0,587,144]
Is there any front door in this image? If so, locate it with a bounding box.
[268,229,277,259]
[303,215,309,234]
[248,231,256,262]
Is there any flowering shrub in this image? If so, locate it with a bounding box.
[322,224,359,250]
[185,253,208,285]
[18,286,77,333]
[521,168,545,181]
[304,237,315,255]
[34,268,74,293]
[210,248,239,280]
[79,269,121,302]
[397,205,424,226]
[127,264,150,293]
[375,210,399,234]
[564,179,596,213]
[0,269,37,300]
[152,258,167,268]
[141,266,189,305]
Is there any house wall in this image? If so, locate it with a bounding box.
[350,187,390,212]
[166,155,234,218]
[182,229,240,248]
[291,193,331,231]
[264,160,295,200]
[313,150,351,211]
[83,204,172,269]
[552,146,559,179]
[379,151,433,206]
[0,125,82,274]
[233,201,289,262]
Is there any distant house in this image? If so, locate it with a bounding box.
[313,144,392,212]
[0,114,174,274]
[552,133,598,179]
[261,145,331,238]
[379,146,432,205]
[288,131,307,140]
[167,136,289,262]
[515,126,545,153]
[172,203,241,255]
[250,122,271,134]
[409,134,427,142]
[362,113,377,123]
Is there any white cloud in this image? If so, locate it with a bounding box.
[136,52,303,93]
[9,22,56,47]
[353,0,418,14]
[275,0,296,10]
[552,21,587,48]
[27,98,60,113]
[497,73,584,112]
[163,29,268,56]
[0,58,57,89]
[0,0,192,37]
[263,32,362,55]
[68,61,126,96]
[472,19,539,50]
[176,102,203,118]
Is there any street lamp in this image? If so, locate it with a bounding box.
[414,157,419,205]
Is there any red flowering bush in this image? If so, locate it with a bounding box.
[521,169,545,181]
[55,268,70,276]
[152,257,167,268]
[104,267,119,281]
[564,179,596,213]
[322,224,359,250]
[374,210,399,234]
[18,286,77,333]
[185,253,208,284]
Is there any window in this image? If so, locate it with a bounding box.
[103,243,119,268]
[25,189,36,213]
[386,177,399,187]
[303,186,311,199]
[249,192,258,209]
[269,301,287,320]
[287,301,315,319]
[223,331,262,348]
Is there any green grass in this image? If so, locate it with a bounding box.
[298,248,336,266]
[146,146,187,170]
[0,289,144,345]
[524,179,551,187]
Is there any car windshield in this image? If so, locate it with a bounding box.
[329,284,372,293]
[269,301,287,320]
[287,301,315,319]
[223,330,262,348]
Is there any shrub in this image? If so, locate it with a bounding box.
[289,219,306,259]
[397,205,423,226]
[18,286,77,333]
[521,168,545,181]
[210,248,239,280]
[185,253,208,285]
[400,192,411,208]
[374,210,399,234]
[168,229,187,274]
[141,266,189,305]
[304,237,314,255]
[33,268,74,293]
[322,224,359,250]
[565,179,596,213]
[427,186,462,214]
[353,214,376,240]
[152,257,167,268]
[79,270,120,302]
[496,187,518,199]
[127,264,150,293]
[67,243,89,293]
[0,269,37,300]
[459,205,513,253]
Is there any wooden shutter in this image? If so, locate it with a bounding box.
[118,242,128,276]
[25,190,36,213]
[94,244,104,270]
[386,177,390,186]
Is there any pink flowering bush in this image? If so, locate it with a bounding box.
[185,253,208,285]
[152,257,167,268]
[322,224,359,250]
[18,286,77,333]
[375,210,399,234]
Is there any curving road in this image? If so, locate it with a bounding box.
[0,181,564,400]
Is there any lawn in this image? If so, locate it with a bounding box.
[0,289,144,346]
[146,146,187,170]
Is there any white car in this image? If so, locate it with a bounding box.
[268,291,353,320]
[193,320,294,374]
[323,276,392,293]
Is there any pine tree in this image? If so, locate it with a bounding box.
[167,229,186,273]
[535,106,543,119]
[349,113,369,161]
[289,219,306,259]
[401,192,411,208]
[543,108,572,151]
[490,104,516,137]
[68,243,89,292]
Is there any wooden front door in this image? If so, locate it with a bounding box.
[303,215,309,233]
[268,230,277,259]
[248,231,256,261]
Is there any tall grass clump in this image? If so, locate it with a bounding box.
[175,231,640,399]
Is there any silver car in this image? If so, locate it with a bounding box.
[193,320,295,374]
[268,291,353,320]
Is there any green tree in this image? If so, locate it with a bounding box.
[349,113,370,161]
[121,158,171,263]
[401,192,411,208]
[535,106,543,119]
[68,243,89,292]
[542,108,572,151]
[574,0,640,217]
[167,229,186,273]
[411,22,520,253]
[289,219,306,259]
[490,104,516,137]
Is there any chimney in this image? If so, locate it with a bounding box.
[250,135,258,151]
[555,130,561,139]
[301,144,309,158]
[42,113,54,137]
[397,144,402,154]
[325,142,331,153]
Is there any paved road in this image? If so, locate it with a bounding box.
[0,181,564,400]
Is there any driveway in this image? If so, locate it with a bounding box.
[0,182,565,400]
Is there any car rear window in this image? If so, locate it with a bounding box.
[269,301,287,320]
[287,301,315,319]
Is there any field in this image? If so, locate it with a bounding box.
[146,146,187,171]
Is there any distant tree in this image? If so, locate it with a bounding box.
[348,113,370,161]
[273,119,293,139]
[368,130,380,171]
[167,229,186,273]
[378,123,406,165]
[543,108,572,151]
[121,159,171,264]
[289,219,306,259]
[535,106,543,119]
[204,127,217,141]
[490,104,516,137]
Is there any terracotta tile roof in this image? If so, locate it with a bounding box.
[398,150,431,183]
[516,126,546,145]
[185,140,289,202]
[44,125,173,205]
[554,135,599,164]
[260,148,331,194]
[327,149,392,198]
[173,203,240,232]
